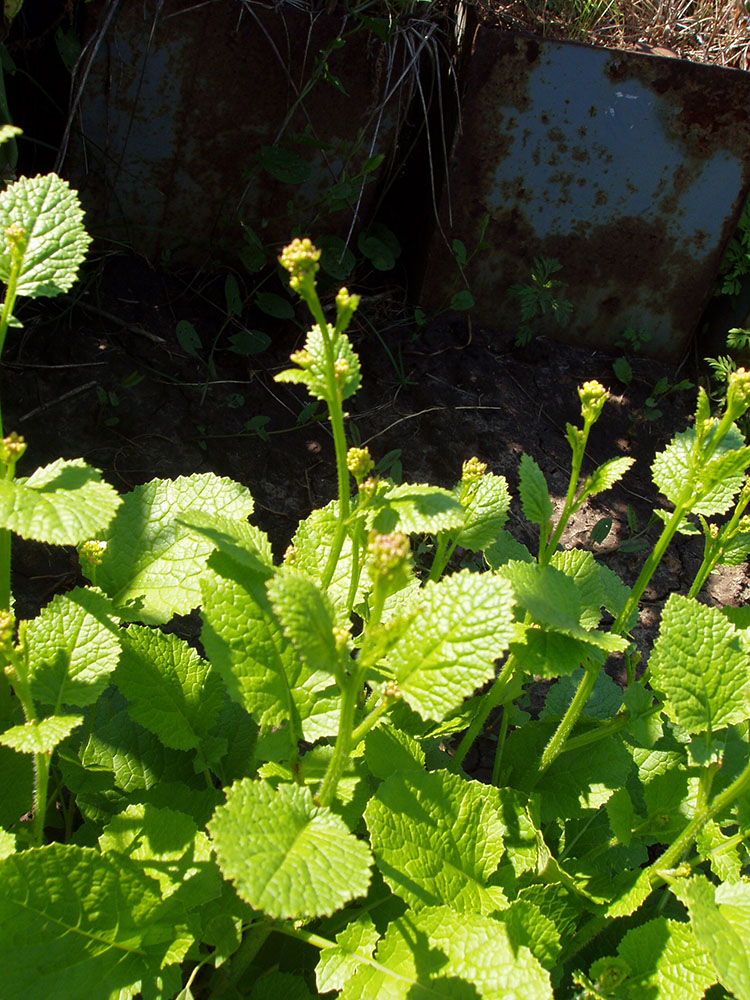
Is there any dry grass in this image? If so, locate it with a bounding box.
[474,0,750,70]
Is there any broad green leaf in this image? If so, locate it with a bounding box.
[510,627,592,680]
[455,471,511,551]
[288,501,373,617]
[651,594,750,735]
[267,572,340,676]
[364,724,425,780]
[499,899,561,971]
[208,778,373,919]
[384,569,515,721]
[27,587,120,708]
[96,474,254,624]
[175,319,201,357]
[0,827,15,858]
[365,769,508,914]
[341,905,552,999]
[0,173,91,298]
[583,456,634,496]
[697,820,743,882]
[606,786,636,846]
[177,510,273,576]
[589,916,717,1000]
[652,424,749,515]
[0,744,34,827]
[0,713,83,753]
[550,548,627,627]
[200,553,337,744]
[317,915,380,994]
[115,626,225,752]
[99,803,222,908]
[542,668,622,721]
[0,843,191,999]
[683,876,750,1000]
[500,561,626,653]
[276,324,361,403]
[371,482,465,535]
[518,453,553,525]
[484,529,534,568]
[255,291,295,319]
[0,458,121,544]
[80,689,206,794]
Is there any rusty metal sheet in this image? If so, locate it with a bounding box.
[65,1,407,263]
[419,28,750,359]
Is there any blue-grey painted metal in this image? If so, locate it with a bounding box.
[420,28,750,359]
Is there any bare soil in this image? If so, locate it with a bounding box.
[4,252,748,671]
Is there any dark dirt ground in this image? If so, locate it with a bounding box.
[4,252,749,684]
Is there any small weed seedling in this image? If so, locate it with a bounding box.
[510,255,573,346]
[2,188,750,999]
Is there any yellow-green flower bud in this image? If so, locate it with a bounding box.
[78,539,106,570]
[359,476,380,503]
[347,446,374,484]
[332,625,350,651]
[0,432,26,466]
[4,222,27,259]
[334,358,350,379]
[577,380,609,423]
[461,457,487,482]
[335,286,360,329]
[367,531,411,579]
[738,515,750,532]
[709,522,720,539]
[727,367,750,417]
[278,238,321,297]
[283,544,297,565]
[383,680,401,701]
[0,609,15,653]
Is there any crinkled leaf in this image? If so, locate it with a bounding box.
[80,690,204,794]
[583,456,634,496]
[364,725,425,780]
[500,561,626,653]
[652,424,749,515]
[0,173,91,298]
[0,458,121,544]
[509,628,592,680]
[115,626,224,752]
[651,594,750,735]
[0,843,190,999]
[275,324,361,402]
[485,529,534,568]
[0,827,15,859]
[26,586,120,709]
[365,769,508,914]
[96,474,254,624]
[0,713,83,754]
[249,971,316,1000]
[384,569,515,720]
[341,905,552,999]
[267,572,340,676]
[679,876,750,1000]
[208,778,372,919]
[499,899,561,971]
[592,916,717,1000]
[200,553,337,744]
[518,453,553,525]
[371,482,465,535]
[542,668,623,721]
[455,472,511,551]
[289,501,375,618]
[99,803,222,908]
[718,529,750,567]
[317,915,380,994]
[178,510,273,577]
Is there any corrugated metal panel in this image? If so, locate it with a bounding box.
[419,28,750,359]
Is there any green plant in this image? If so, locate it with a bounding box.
[3,220,750,999]
[510,256,574,346]
[717,198,750,297]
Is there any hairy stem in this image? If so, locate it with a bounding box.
[449,653,517,773]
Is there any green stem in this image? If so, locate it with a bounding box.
[538,659,599,774]
[32,752,51,847]
[316,669,362,808]
[541,424,590,565]
[0,528,10,612]
[491,706,510,786]
[448,653,517,773]
[350,697,392,746]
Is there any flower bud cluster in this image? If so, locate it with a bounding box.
[367,531,410,578]
[78,539,107,569]
[0,609,15,654]
[289,348,313,368]
[577,380,609,423]
[4,222,27,257]
[727,367,750,416]
[335,286,360,329]
[278,238,320,296]
[0,432,26,466]
[461,457,487,482]
[332,625,350,651]
[347,447,374,484]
